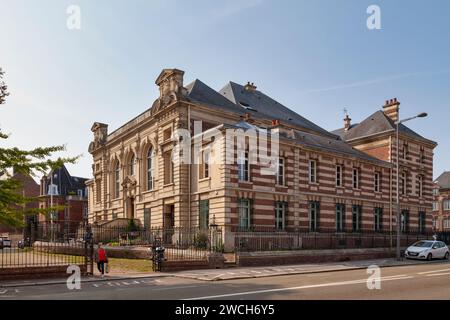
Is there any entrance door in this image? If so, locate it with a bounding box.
[127,198,135,219]
[163,205,175,244]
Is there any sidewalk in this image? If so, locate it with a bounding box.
[173,258,450,281]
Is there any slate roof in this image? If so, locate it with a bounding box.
[219,82,335,138]
[222,121,390,167]
[42,165,88,197]
[435,172,450,189]
[332,110,436,145]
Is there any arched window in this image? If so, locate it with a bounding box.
[147,147,155,190]
[114,161,120,199]
[129,154,135,176]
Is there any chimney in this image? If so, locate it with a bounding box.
[344,114,352,131]
[271,119,280,126]
[383,98,400,122]
[244,82,257,92]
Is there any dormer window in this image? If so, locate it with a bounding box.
[48,184,58,196]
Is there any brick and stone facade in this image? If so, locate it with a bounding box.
[432,172,450,231]
[87,68,437,251]
[39,165,88,236]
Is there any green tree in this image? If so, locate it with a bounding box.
[0,68,78,227]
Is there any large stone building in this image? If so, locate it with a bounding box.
[87,68,437,250]
[432,172,450,231]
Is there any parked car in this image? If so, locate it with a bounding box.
[405,240,449,260]
[0,237,12,249]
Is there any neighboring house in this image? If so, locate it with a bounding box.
[38,165,88,238]
[0,169,40,239]
[87,68,437,251]
[432,172,450,231]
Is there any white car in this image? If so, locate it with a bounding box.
[0,237,12,249]
[405,240,449,260]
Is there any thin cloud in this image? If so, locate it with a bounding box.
[302,69,450,94]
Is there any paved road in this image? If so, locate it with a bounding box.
[2,261,450,300]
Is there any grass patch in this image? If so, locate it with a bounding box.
[107,258,153,273]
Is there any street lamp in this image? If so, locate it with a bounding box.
[395,112,428,260]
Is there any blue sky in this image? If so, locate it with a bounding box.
[0,0,449,179]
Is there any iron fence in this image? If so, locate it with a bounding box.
[234,228,442,252]
[89,225,223,251]
[0,241,87,269]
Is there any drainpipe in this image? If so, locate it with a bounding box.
[188,104,191,230]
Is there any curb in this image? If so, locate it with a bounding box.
[173,259,450,282]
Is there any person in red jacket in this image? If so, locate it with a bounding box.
[95,244,108,277]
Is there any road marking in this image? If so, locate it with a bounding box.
[152,285,199,291]
[210,274,226,280]
[183,276,413,300]
[417,268,450,275]
[425,272,450,277]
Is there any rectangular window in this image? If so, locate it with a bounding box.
[418,211,426,234]
[417,175,423,197]
[420,147,425,164]
[444,219,450,229]
[374,172,381,192]
[276,158,285,186]
[163,128,172,141]
[96,180,101,204]
[143,208,151,230]
[400,172,406,195]
[336,204,345,232]
[336,165,342,187]
[164,151,173,184]
[444,200,450,211]
[374,207,383,232]
[433,188,439,196]
[352,205,362,232]
[200,149,210,179]
[309,160,317,183]
[353,168,360,189]
[275,202,287,230]
[199,200,210,230]
[432,218,437,230]
[401,210,409,233]
[403,142,408,160]
[433,202,439,211]
[238,199,251,230]
[238,152,250,182]
[309,201,320,232]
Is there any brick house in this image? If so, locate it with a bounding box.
[432,172,450,231]
[87,68,437,251]
[0,170,40,238]
[39,165,88,237]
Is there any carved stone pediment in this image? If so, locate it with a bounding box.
[89,122,108,153]
[122,175,137,189]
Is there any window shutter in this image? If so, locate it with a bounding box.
[250,199,254,230]
[317,202,320,230]
[284,201,289,229]
[274,201,277,228]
